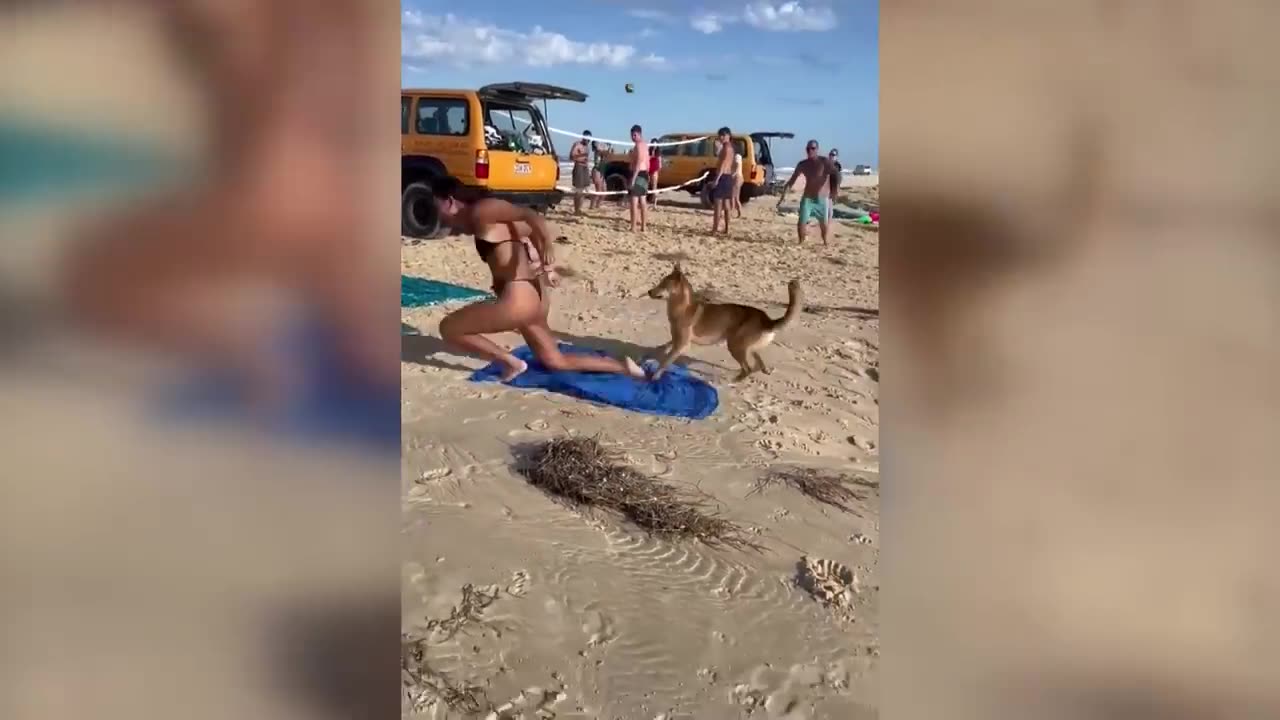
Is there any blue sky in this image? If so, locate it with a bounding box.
[402,1,878,166]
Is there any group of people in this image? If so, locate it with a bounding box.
[567,125,845,243]
[567,125,667,235]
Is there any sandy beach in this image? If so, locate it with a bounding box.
[402,176,880,718]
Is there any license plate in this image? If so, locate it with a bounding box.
[514,162,531,175]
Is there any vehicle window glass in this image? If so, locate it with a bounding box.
[732,138,747,158]
[658,137,683,157]
[484,105,547,154]
[415,97,469,136]
[682,138,711,157]
[401,97,410,135]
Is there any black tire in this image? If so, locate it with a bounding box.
[401,181,447,239]
[699,182,713,209]
[739,183,758,204]
[604,173,629,202]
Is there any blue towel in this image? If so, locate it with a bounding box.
[402,275,490,308]
[159,318,399,453]
[470,344,719,420]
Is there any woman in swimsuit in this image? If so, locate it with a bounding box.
[647,139,661,210]
[589,141,608,210]
[730,148,745,218]
[430,176,645,381]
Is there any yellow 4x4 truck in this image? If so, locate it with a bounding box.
[401,82,586,238]
[597,131,793,207]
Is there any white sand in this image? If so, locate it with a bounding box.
[401,178,880,718]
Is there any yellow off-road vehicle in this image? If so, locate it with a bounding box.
[401,82,586,238]
[597,131,793,207]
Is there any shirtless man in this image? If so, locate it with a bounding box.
[709,127,735,235]
[569,130,593,215]
[626,124,650,232]
[776,139,840,244]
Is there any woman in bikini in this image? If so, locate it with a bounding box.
[730,145,745,218]
[430,176,646,381]
[648,139,662,210]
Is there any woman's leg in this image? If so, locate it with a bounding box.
[590,171,603,209]
[650,172,659,208]
[438,284,541,380]
[520,321,645,378]
[733,177,744,217]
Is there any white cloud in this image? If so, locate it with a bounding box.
[690,12,733,34]
[638,53,670,69]
[627,9,675,23]
[686,3,835,34]
[402,10,639,68]
[742,2,838,32]
[637,27,660,39]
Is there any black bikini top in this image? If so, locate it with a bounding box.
[474,236,519,262]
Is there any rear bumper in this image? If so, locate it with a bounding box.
[473,188,565,208]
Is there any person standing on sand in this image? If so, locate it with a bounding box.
[569,130,593,215]
[430,176,646,382]
[589,139,607,210]
[730,142,745,218]
[826,148,843,225]
[776,139,840,244]
[648,138,662,210]
[626,125,650,232]
[709,127,736,235]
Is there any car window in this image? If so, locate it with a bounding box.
[658,137,683,157]
[401,97,410,135]
[682,138,713,157]
[415,97,469,136]
[732,138,747,157]
[484,104,546,154]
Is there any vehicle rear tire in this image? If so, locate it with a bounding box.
[739,183,757,204]
[699,183,713,209]
[401,181,447,239]
[604,173,629,202]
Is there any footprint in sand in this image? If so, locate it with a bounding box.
[846,436,877,452]
[525,419,550,431]
[796,556,860,621]
[582,609,617,648]
[485,686,568,720]
[506,570,530,598]
[418,467,453,483]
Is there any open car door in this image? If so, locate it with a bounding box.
[749,131,794,164]
[750,132,794,189]
[478,82,588,103]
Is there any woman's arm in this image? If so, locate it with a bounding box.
[472,199,554,269]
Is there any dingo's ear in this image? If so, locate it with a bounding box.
[673,262,682,273]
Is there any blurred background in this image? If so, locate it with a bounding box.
[2,1,1278,719]
[881,2,1280,719]
[2,2,400,718]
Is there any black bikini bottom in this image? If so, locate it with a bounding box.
[492,276,543,299]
